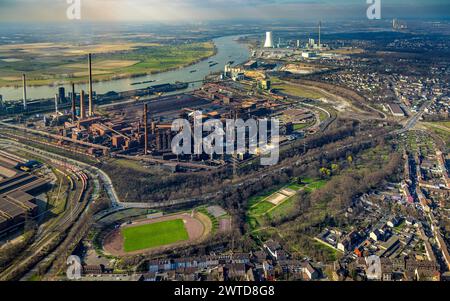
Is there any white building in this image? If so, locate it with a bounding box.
[264,32,274,48]
[365,255,382,280]
[302,52,317,59]
[370,229,383,241]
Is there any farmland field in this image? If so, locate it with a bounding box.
[121,219,189,252]
[0,41,215,87]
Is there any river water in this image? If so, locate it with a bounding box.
[0,35,250,101]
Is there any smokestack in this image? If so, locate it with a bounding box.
[151,121,156,135]
[80,90,86,120]
[88,53,94,117]
[55,94,59,114]
[71,83,76,121]
[144,103,149,155]
[318,21,322,50]
[22,74,27,110]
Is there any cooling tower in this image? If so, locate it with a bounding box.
[264,31,274,48]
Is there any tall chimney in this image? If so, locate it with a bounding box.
[88,53,94,117]
[151,121,156,135]
[55,94,59,114]
[318,21,322,50]
[71,83,76,121]
[144,104,149,155]
[22,74,27,110]
[80,90,86,120]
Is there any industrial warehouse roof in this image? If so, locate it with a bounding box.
[0,197,27,219]
[0,161,49,231]
[0,156,20,168]
[0,165,17,179]
[0,172,48,196]
[7,190,35,204]
[0,173,32,192]
[388,103,405,116]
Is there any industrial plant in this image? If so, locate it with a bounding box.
[0,11,449,286]
[0,47,320,173]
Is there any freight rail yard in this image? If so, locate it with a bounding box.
[0,139,93,281]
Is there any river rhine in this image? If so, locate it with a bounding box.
[0,35,250,101]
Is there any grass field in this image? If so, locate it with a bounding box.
[121,219,189,252]
[424,122,450,149]
[294,121,314,131]
[271,79,324,99]
[247,178,329,231]
[433,121,450,130]
[266,196,296,219]
[287,183,304,191]
[249,201,275,217]
[304,179,327,192]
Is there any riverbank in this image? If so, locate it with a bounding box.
[0,42,217,88]
[0,35,250,101]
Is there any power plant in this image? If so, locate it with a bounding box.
[264,31,274,48]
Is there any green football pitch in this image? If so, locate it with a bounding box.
[122,219,189,252]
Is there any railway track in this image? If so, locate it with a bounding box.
[0,143,91,281]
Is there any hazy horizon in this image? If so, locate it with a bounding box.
[0,0,449,23]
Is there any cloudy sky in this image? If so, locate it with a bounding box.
[0,0,449,22]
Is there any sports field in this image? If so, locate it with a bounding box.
[121,219,189,252]
[103,212,210,256]
[247,178,329,231]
